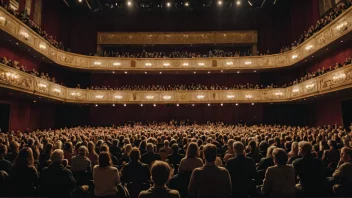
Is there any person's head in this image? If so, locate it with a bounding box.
[203,144,217,163]
[146,143,154,153]
[340,147,352,163]
[9,141,20,153]
[0,144,7,158]
[328,140,338,150]
[248,140,258,153]
[124,144,132,155]
[98,152,112,167]
[129,148,140,162]
[164,140,169,147]
[298,141,312,157]
[171,144,179,154]
[266,146,277,158]
[233,141,244,156]
[88,141,96,154]
[51,149,64,164]
[44,143,53,155]
[151,161,172,187]
[78,146,88,157]
[100,144,110,153]
[14,147,34,168]
[64,142,72,152]
[291,142,298,154]
[227,139,235,151]
[272,148,288,166]
[186,142,199,158]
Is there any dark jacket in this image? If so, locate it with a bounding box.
[40,163,76,198]
[120,161,151,184]
[141,152,161,167]
[9,166,40,196]
[225,155,256,195]
[257,157,274,171]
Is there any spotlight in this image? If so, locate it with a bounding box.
[185,2,189,6]
[252,103,254,105]
[236,103,239,106]
[218,0,223,5]
[236,0,241,5]
[166,2,171,7]
[160,72,162,74]
[177,104,179,106]
[192,104,195,106]
[221,103,223,106]
[208,104,211,106]
[127,1,132,6]
[124,71,128,74]
[193,71,196,74]
[145,72,147,74]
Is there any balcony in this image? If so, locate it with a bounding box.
[0,6,352,71]
[1,63,352,104]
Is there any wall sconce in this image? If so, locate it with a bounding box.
[197,95,205,99]
[226,95,235,99]
[95,95,104,99]
[146,95,154,99]
[163,95,171,100]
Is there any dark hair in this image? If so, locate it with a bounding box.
[98,152,112,167]
[151,161,172,186]
[44,143,53,155]
[249,140,258,154]
[0,144,7,156]
[13,147,35,168]
[171,144,179,154]
[203,144,217,162]
[186,142,199,158]
[129,148,140,162]
[100,145,109,153]
[272,148,288,165]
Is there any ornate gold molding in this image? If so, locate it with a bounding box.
[1,63,352,104]
[97,31,258,45]
[0,7,351,71]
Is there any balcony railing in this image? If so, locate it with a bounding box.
[1,63,352,104]
[0,7,351,71]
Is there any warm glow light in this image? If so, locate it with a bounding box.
[197,95,205,99]
[145,63,152,67]
[20,31,29,38]
[333,73,346,80]
[252,103,255,105]
[198,63,205,66]
[227,95,235,99]
[305,83,315,89]
[245,61,252,65]
[95,95,104,99]
[140,104,143,106]
[0,16,5,21]
[94,61,102,65]
[163,63,170,66]
[292,54,298,59]
[166,2,171,7]
[226,62,233,65]
[183,63,189,66]
[5,72,18,79]
[218,0,223,5]
[113,62,121,66]
[53,88,61,93]
[124,104,127,106]
[245,95,253,99]
[114,95,123,99]
[38,83,47,88]
[146,95,154,99]
[292,88,299,93]
[336,21,348,30]
[221,103,223,106]
[236,0,241,5]
[127,1,132,6]
[71,92,81,96]
[78,0,82,2]
[305,45,313,51]
[208,104,211,106]
[163,95,172,100]
[274,92,283,96]
[185,2,189,6]
[124,71,128,74]
[39,44,46,49]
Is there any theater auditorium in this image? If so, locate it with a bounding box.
[0,0,352,197]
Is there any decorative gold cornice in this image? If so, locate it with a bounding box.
[1,63,352,104]
[0,7,351,71]
[97,31,258,45]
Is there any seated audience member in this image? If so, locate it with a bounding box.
[6,141,19,163]
[63,142,73,165]
[100,144,119,165]
[331,147,352,196]
[259,141,269,158]
[9,147,40,197]
[226,141,256,197]
[0,170,9,197]
[167,144,184,171]
[246,140,262,163]
[93,152,120,197]
[189,144,232,198]
[260,148,295,198]
[159,140,172,161]
[322,140,340,166]
[71,146,91,172]
[88,141,98,167]
[293,141,328,196]
[0,144,12,173]
[141,143,162,168]
[223,139,235,163]
[257,146,276,171]
[288,142,300,164]
[110,139,122,160]
[39,143,53,170]
[121,148,151,184]
[179,142,203,173]
[119,144,132,166]
[139,161,180,198]
[40,149,76,198]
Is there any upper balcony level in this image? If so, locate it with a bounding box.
[0,6,352,71]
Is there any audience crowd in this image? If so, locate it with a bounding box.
[0,1,69,52]
[0,122,352,198]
